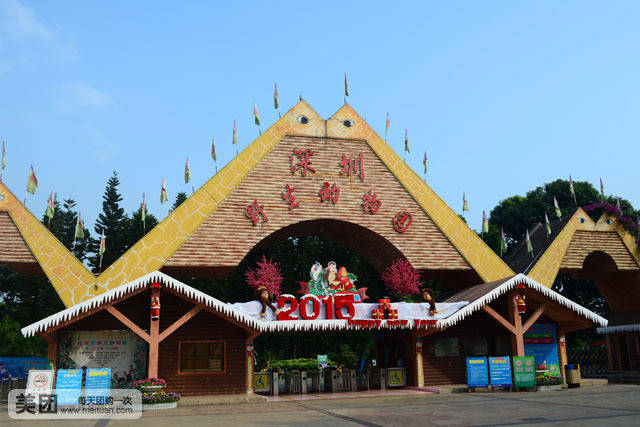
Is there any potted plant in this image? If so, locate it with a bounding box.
[134,377,167,393]
[536,375,563,391]
[141,391,181,411]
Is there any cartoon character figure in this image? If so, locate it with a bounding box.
[309,262,328,294]
[255,285,279,318]
[324,261,340,289]
[421,288,437,316]
[150,295,160,321]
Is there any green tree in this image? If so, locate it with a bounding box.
[172,192,188,211]
[126,207,159,249]
[89,172,130,273]
[44,198,92,261]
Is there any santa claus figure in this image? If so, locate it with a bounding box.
[150,283,161,321]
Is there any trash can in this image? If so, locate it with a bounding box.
[565,364,581,388]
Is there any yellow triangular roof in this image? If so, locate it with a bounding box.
[1,100,515,306]
[528,207,640,287]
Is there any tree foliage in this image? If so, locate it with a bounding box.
[245,255,284,296]
[381,259,423,297]
[89,172,130,272]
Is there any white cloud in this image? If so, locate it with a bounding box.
[0,0,77,64]
[52,82,114,110]
[1,0,53,41]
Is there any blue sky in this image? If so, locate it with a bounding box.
[1,0,639,233]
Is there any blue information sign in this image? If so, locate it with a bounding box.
[56,369,83,405]
[489,356,513,387]
[466,357,489,387]
[86,368,111,402]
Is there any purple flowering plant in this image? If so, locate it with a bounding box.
[142,391,181,404]
[583,202,640,246]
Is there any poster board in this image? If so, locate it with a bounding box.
[466,357,488,388]
[26,370,55,397]
[55,369,83,405]
[1,358,49,380]
[513,356,536,388]
[387,367,405,387]
[86,368,111,402]
[58,330,147,388]
[489,356,512,387]
[253,372,271,393]
[524,323,560,377]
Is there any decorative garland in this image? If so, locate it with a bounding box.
[583,202,639,246]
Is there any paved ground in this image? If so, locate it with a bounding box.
[2,384,640,426]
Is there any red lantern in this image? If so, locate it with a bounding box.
[516,294,526,315]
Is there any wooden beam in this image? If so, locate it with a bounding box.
[605,334,614,371]
[105,304,151,343]
[523,303,547,332]
[148,287,160,378]
[507,292,525,356]
[247,330,261,342]
[159,305,203,342]
[482,305,516,334]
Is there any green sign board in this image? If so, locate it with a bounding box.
[513,355,536,387]
[317,354,328,367]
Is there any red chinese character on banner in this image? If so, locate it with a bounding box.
[392,211,412,233]
[362,190,381,214]
[282,184,300,210]
[245,200,268,225]
[291,149,316,176]
[319,182,340,204]
[339,152,365,181]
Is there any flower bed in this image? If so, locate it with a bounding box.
[142,391,181,405]
[134,377,167,388]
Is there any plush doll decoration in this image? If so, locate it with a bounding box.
[255,285,279,318]
[150,282,161,321]
[422,287,438,316]
[516,294,526,315]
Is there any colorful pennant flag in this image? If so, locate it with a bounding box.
[254,100,260,126]
[141,193,146,229]
[569,175,576,204]
[1,140,6,171]
[99,229,106,272]
[526,229,533,257]
[423,151,428,176]
[211,136,217,162]
[600,178,605,201]
[553,196,562,219]
[27,164,38,195]
[232,120,238,146]
[616,198,621,210]
[545,212,551,236]
[46,191,55,220]
[462,193,470,212]
[99,230,106,257]
[404,129,410,154]
[385,113,390,140]
[184,156,191,184]
[274,83,279,109]
[160,177,168,204]
[75,212,84,240]
[500,227,507,256]
[344,73,349,97]
[482,210,489,233]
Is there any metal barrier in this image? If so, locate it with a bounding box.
[567,346,609,378]
[285,370,302,394]
[1,378,27,404]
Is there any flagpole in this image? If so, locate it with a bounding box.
[99,254,103,274]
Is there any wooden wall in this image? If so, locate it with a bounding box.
[421,310,513,386]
